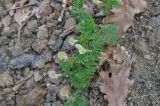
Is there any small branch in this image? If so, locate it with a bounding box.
[17,11,36,45]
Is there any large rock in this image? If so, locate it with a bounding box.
[9,54,35,69]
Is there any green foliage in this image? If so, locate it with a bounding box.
[103,0,120,15]
[64,93,89,106]
[60,24,119,89]
[71,0,84,19]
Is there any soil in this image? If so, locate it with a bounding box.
[0,0,160,106]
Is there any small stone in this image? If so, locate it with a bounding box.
[38,0,52,18]
[48,38,63,52]
[9,45,23,57]
[144,54,151,59]
[151,16,160,27]
[0,21,3,32]
[52,101,63,106]
[0,63,8,72]
[34,71,43,82]
[17,87,47,106]
[0,36,10,45]
[23,67,30,77]
[32,39,48,54]
[64,17,76,29]
[0,71,13,87]
[2,15,11,27]
[9,54,35,69]
[32,56,46,69]
[61,35,76,51]
[37,26,49,39]
[27,20,38,31]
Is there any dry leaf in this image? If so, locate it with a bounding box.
[14,7,31,25]
[75,44,92,54]
[60,85,70,99]
[47,71,62,79]
[37,0,52,18]
[99,45,131,68]
[68,36,78,46]
[99,64,133,106]
[103,0,147,35]
[58,51,68,61]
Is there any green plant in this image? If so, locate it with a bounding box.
[64,93,89,106]
[71,0,84,19]
[103,0,120,15]
[60,0,120,105]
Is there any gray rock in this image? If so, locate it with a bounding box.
[48,38,63,52]
[151,6,160,16]
[46,20,59,27]
[44,103,52,106]
[0,36,10,45]
[9,45,23,57]
[0,63,8,72]
[64,17,76,29]
[0,47,7,57]
[52,101,63,106]
[34,71,43,82]
[9,54,35,69]
[32,56,45,69]
[37,26,49,39]
[151,16,160,27]
[1,26,17,37]
[27,20,38,31]
[61,35,76,51]
[2,15,11,27]
[0,71,13,87]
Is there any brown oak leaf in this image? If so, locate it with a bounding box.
[99,45,131,68]
[103,0,147,36]
[99,64,133,106]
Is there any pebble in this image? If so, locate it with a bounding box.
[2,15,11,27]
[0,71,13,87]
[0,63,8,72]
[151,16,160,27]
[17,87,47,106]
[0,36,10,45]
[151,6,160,16]
[64,17,76,29]
[0,21,3,32]
[32,39,48,54]
[48,38,63,52]
[61,35,76,51]
[26,20,38,31]
[34,71,43,82]
[52,101,63,106]
[37,26,49,39]
[9,45,23,57]
[9,54,35,69]
[32,56,46,69]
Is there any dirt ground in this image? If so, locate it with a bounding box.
[125,0,160,105]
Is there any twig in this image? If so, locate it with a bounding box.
[0,3,35,16]
[58,0,67,22]
[17,11,36,45]
[60,25,77,38]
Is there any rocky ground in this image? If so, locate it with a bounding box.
[0,0,160,106]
